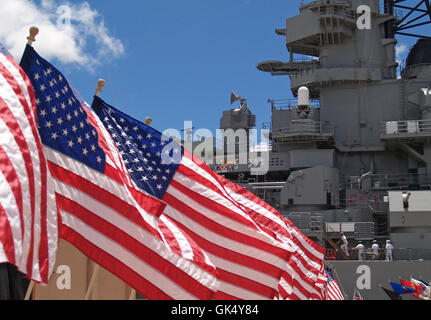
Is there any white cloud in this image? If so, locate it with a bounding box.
[396,44,409,65]
[395,43,409,79]
[0,0,124,70]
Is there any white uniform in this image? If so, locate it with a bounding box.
[355,243,365,261]
[372,243,379,260]
[385,243,394,261]
[341,235,349,256]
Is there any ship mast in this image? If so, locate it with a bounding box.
[384,0,431,39]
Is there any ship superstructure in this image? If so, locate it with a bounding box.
[210,0,431,299]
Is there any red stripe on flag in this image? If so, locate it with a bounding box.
[0,144,24,238]
[158,218,182,256]
[0,203,16,264]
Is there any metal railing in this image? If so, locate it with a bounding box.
[290,55,320,63]
[325,222,375,240]
[381,119,431,137]
[299,0,356,20]
[344,173,431,190]
[269,98,320,111]
[400,63,431,79]
[319,4,356,21]
[271,121,334,138]
[283,212,324,235]
[389,248,431,261]
[325,248,431,261]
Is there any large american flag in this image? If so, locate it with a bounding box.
[92,96,327,300]
[0,42,58,284]
[20,45,219,299]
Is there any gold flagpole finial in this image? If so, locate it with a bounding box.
[27,27,39,46]
[95,79,106,97]
[145,117,152,126]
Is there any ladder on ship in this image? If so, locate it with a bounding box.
[325,224,351,260]
[326,237,351,260]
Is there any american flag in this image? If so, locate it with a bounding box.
[0,42,58,284]
[353,288,364,300]
[92,96,327,300]
[324,267,345,300]
[20,44,219,299]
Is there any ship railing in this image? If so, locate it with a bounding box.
[271,121,334,137]
[290,56,320,63]
[381,119,431,137]
[400,63,431,79]
[283,212,324,235]
[340,197,389,212]
[319,5,356,21]
[328,248,431,261]
[269,98,320,111]
[389,248,431,261]
[344,173,431,190]
[300,0,356,21]
[325,222,375,240]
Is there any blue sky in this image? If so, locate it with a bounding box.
[61,0,296,135]
[1,0,429,137]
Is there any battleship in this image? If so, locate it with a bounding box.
[2,0,431,302]
[209,0,431,300]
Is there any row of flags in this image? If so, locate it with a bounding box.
[382,278,431,300]
[0,34,340,300]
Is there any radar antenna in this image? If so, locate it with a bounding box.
[230,91,248,109]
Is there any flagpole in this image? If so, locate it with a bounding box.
[84,263,100,300]
[328,262,348,300]
[24,281,35,300]
[27,27,39,46]
[129,289,136,300]
[95,79,106,97]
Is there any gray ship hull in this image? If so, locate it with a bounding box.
[330,260,431,300]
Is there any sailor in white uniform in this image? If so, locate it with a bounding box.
[340,232,349,257]
[354,241,366,261]
[371,240,380,260]
[385,240,394,261]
